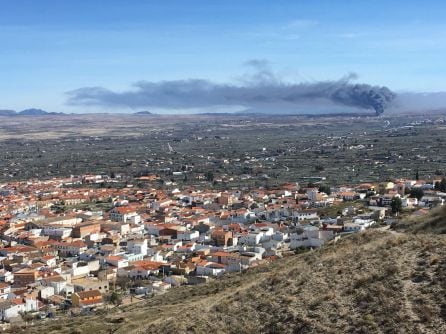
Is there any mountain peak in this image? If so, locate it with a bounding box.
[134,111,153,115]
[19,108,50,115]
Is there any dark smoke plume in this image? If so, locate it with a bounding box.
[67,62,395,115]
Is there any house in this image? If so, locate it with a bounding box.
[148,281,171,293]
[290,228,334,249]
[53,241,88,256]
[210,251,239,265]
[69,261,93,279]
[127,239,148,256]
[123,253,144,263]
[13,268,38,287]
[211,229,233,247]
[352,218,375,229]
[25,297,39,312]
[382,194,399,206]
[134,286,151,295]
[238,232,263,246]
[72,277,109,293]
[42,275,67,295]
[293,210,319,221]
[420,196,444,207]
[0,245,40,258]
[0,269,13,283]
[195,261,226,277]
[159,227,180,239]
[72,222,101,238]
[38,286,55,300]
[105,255,129,268]
[401,197,418,208]
[306,189,319,203]
[127,261,164,279]
[177,230,200,241]
[41,255,57,268]
[0,283,11,300]
[0,300,19,322]
[161,241,182,252]
[340,192,357,201]
[110,207,139,223]
[72,289,103,308]
[41,226,72,239]
[343,222,362,233]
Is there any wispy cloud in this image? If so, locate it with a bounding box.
[284,19,319,29]
[336,32,363,39]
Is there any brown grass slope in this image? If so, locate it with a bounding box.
[394,205,446,234]
[22,211,446,334]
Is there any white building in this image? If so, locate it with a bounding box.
[238,232,264,246]
[127,239,148,256]
[177,230,200,241]
[293,210,319,221]
[0,269,13,283]
[105,255,129,268]
[0,283,11,300]
[195,261,226,277]
[0,301,19,322]
[38,286,55,300]
[290,227,334,249]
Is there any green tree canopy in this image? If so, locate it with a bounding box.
[409,188,424,200]
[391,197,402,214]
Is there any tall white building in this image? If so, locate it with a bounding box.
[127,239,148,256]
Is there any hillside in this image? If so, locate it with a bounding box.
[393,205,446,234]
[20,219,446,334]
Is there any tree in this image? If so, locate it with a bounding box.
[315,164,325,172]
[442,177,446,192]
[318,184,331,195]
[116,276,131,290]
[391,197,402,215]
[435,177,446,192]
[205,171,214,182]
[22,312,35,322]
[409,188,424,200]
[109,291,122,306]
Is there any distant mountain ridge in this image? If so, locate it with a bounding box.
[0,108,65,116]
[134,111,154,115]
[0,110,16,116]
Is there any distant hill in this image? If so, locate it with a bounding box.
[19,108,55,115]
[18,108,48,115]
[0,108,65,116]
[0,110,16,116]
[134,111,153,115]
[22,209,446,334]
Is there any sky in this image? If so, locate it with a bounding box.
[1,0,446,113]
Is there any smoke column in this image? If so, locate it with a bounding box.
[67,63,396,115]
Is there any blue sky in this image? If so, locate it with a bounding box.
[1,0,446,113]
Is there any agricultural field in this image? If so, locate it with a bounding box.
[0,112,445,187]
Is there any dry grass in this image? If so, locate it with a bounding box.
[393,205,446,234]
[17,227,446,334]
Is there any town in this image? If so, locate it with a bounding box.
[0,172,444,328]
